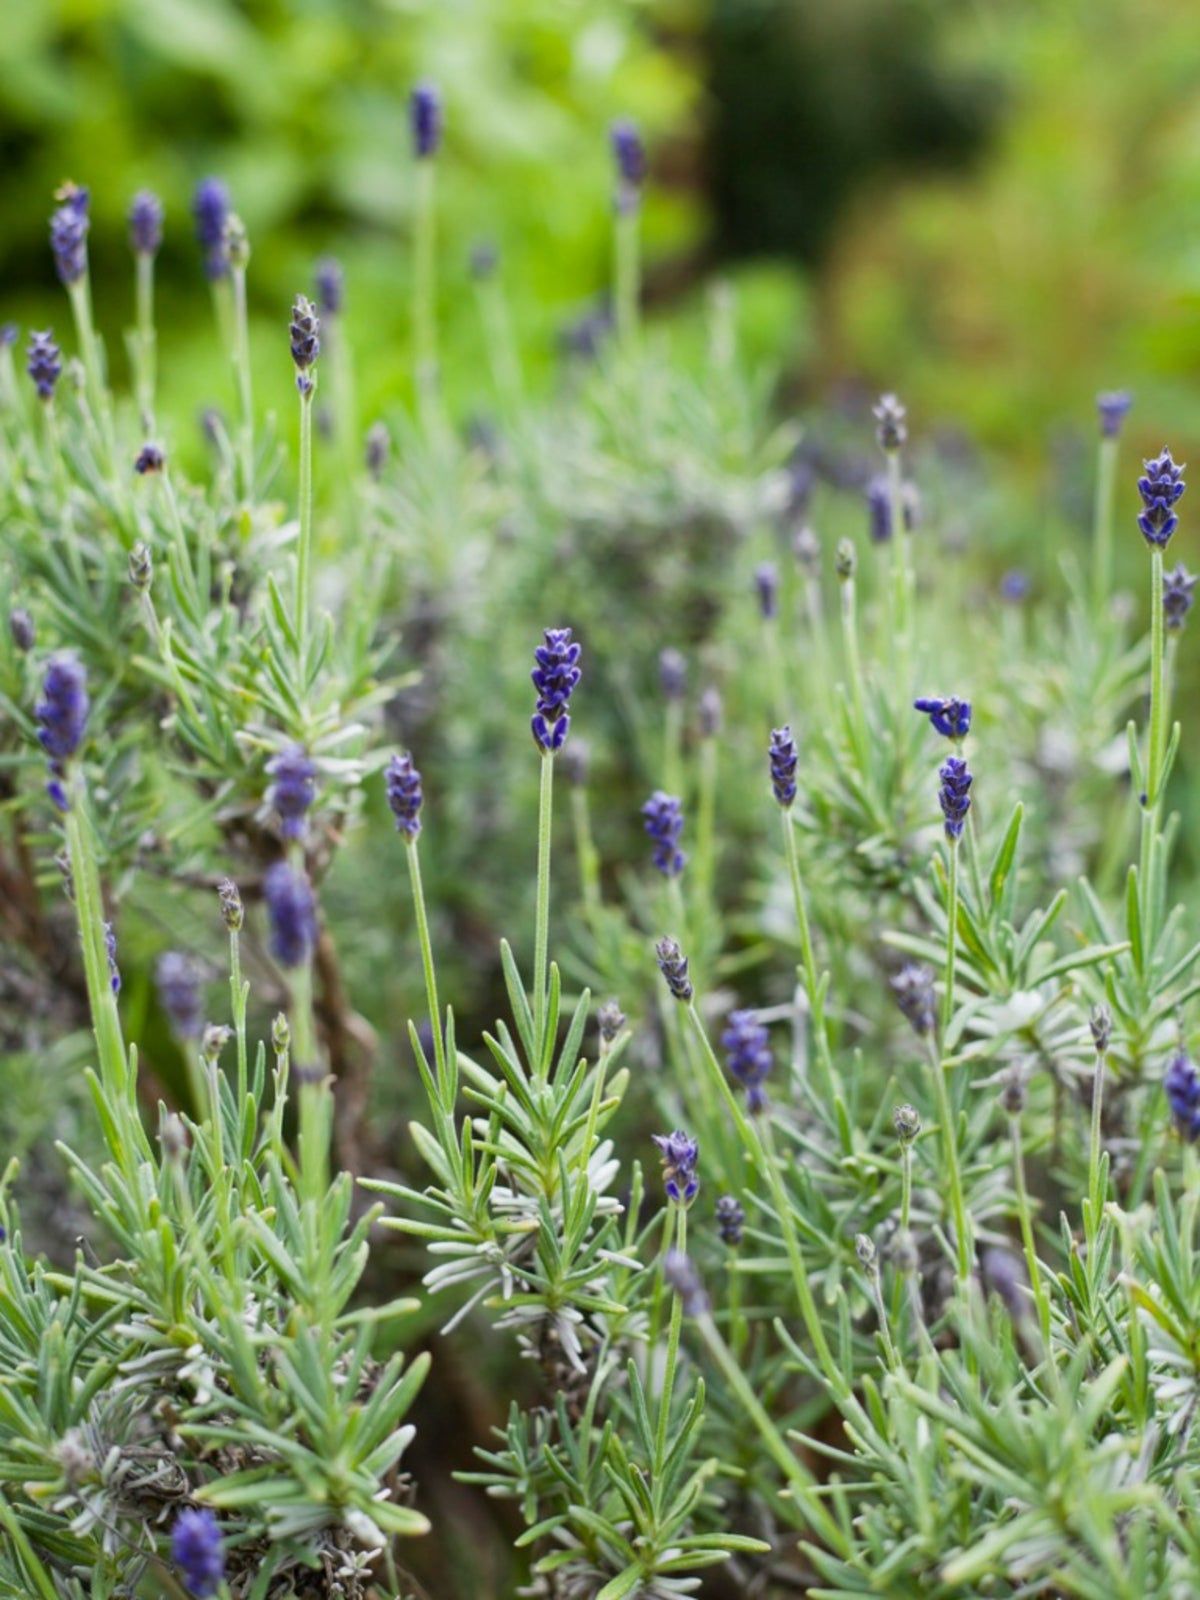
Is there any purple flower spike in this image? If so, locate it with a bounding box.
[610,118,646,189]
[1164,563,1197,632]
[410,81,443,159]
[531,627,581,754]
[265,744,317,840]
[157,952,204,1040]
[914,696,972,740]
[642,791,686,877]
[129,190,164,256]
[1166,1052,1200,1141]
[193,178,231,279]
[1096,390,1132,440]
[289,295,320,393]
[937,755,973,841]
[314,256,344,317]
[263,862,317,969]
[721,1009,772,1113]
[653,1129,699,1205]
[386,751,423,838]
[172,1507,226,1598]
[49,183,89,286]
[716,1194,744,1245]
[27,330,62,400]
[1137,448,1186,549]
[36,653,89,809]
[769,725,798,807]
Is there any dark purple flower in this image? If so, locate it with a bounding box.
[914,696,971,740]
[1163,563,1197,632]
[171,1507,225,1598]
[410,81,443,159]
[653,1129,699,1205]
[265,744,317,840]
[9,608,35,652]
[721,1009,772,1112]
[36,653,89,810]
[1165,1052,1200,1141]
[610,119,646,190]
[134,444,164,475]
[755,561,779,620]
[1000,569,1030,603]
[156,952,204,1040]
[1137,447,1186,549]
[49,183,89,286]
[715,1194,744,1246]
[1096,390,1132,440]
[658,648,686,702]
[314,256,344,317]
[27,330,62,400]
[890,964,935,1036]
[642,790,686,877]
[663,1249,708,1315]
[104,922,121,995]
[873,392,907,452]
[769,725,798,807]
[531,627,582,753]
[129,190,164,256]
[263,862,317,968]
[865,474,917,543]
[289,295,320,393]
[192,178,230,279]
[656,936,693,1002]
[386,751,423,838]
[937,755,972,841]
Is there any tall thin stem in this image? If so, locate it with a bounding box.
[134,250,156,430]
[926,1032,970,1287]
[1148,546,1166,808]
[414,158,438,427]
[614,201,640,348]
[296,387,315,672]
[941,839,959,1040]
[532,751,555,1064]
[1092,433,1118,618]
[405,836,446,1084]
[231,262,254,498]
[779,809,835,1096]
[1009,1113,1051,1350]
[654,1208,686,1470]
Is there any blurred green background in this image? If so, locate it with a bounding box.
[3,0,1197,449]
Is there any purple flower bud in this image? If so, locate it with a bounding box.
[913,696,971,740]
[36,652,89,810]
[134,443,164,475]
[865,474,918,543]
[192,177,231,279]
[698,685,723,738]
[265,744,317,840]
[385,751,423,838]
[263,862,317,969]
[1096,390,1132,440]
[1000,569,1030,603]
[156,951,205,1040]
[658,648,687,702]
[289,295,320,393]
[218,878,243,932]
[104,922,121,994]
[653,1129,699,1205]
[531,627,581,754]
[9,608,35,652]
[1137,447,1186,549]
[410,81,443,159]
[171,1508,226,1599]
[365,420,390,480]
[1163,563,1197,632]
[873,392,907,452]
[610,119,646,189]
[715,1194,744,1246]
[49,183,89,286]
[641,791,686,877]
[721,1009,772,1112]
[937,755,972,841]
[314,256,344,317]
[768,725,798,806]
[27,330,62,400]
[655,936,693,1002]
[663,1249,708,1315]
[755,561,779,620]
[1165,1052,1200,1141]
[128,190,164,256]
[890,965,935,1036]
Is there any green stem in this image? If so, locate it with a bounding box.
[614,200,641,348]
[296,387,315,672]
[475,273,523,414]
[886,449,911,682]
[231,263,254,498]
[1092,433,1118,618]
[926,1032,971,1286]
[1009,1114,1051,1351]
[414,157,438,427]
[532,751,555,1065]
[1148,546,1166,807]
[1086,1046,1107,1243]
[134,250,156,430]
[779,808,835,1097]
[230,925,248,1113]
[663,698,684,798]
[404,836,447,1086]
[654,1208,686,1471]
[838,571,871,770]
[941,839,959,1040]
[570,785,602,923]
[694,734,718,907]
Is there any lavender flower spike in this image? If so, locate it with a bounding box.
[27,330,62,401]
[192,177,231,280]
[1096,390,1132,439]
[289,295,320,393]
[890,963,936,1036]
[721,1009,772,1112]
[49,183,89,286]
[156,952,205,1041]
[873,392,907,452]
[410,81,443,159]
[314,256,344,317]
[171,1508,226,1599]
[642,790,686,877]
[128,190,164,256]
[1163,563,1197,632]
[769,725,798,807]
[656,936,693,1002]
[658,647,687,702]
[531,626,582,753]
[1137,447,1186,549]
[663,1249,709,1315]
[715,1194,744,1246]
[265,744,317,840]
[653,1129,699,1205]
[36,652,90,811]
[755,561,779,620]
[386,751,423,838]
[263,862,317,968]
[1165,1052,1200,1142]
[914,696,972,740]
[938,755,973,841]
[611,119,647,189]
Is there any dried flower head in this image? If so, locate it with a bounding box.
[1089,1004,1112,1056]
[835,538,857,580]
[217,878,244,932]
[893,1103,922,1143]
[134,443,164,475]
[128,542,153,590]
[597,999,626,1044]
[655,936,693,1002]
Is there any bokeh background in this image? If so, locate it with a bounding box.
[4,0,1198,445]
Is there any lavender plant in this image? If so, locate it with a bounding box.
[3,115,1200,1600]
